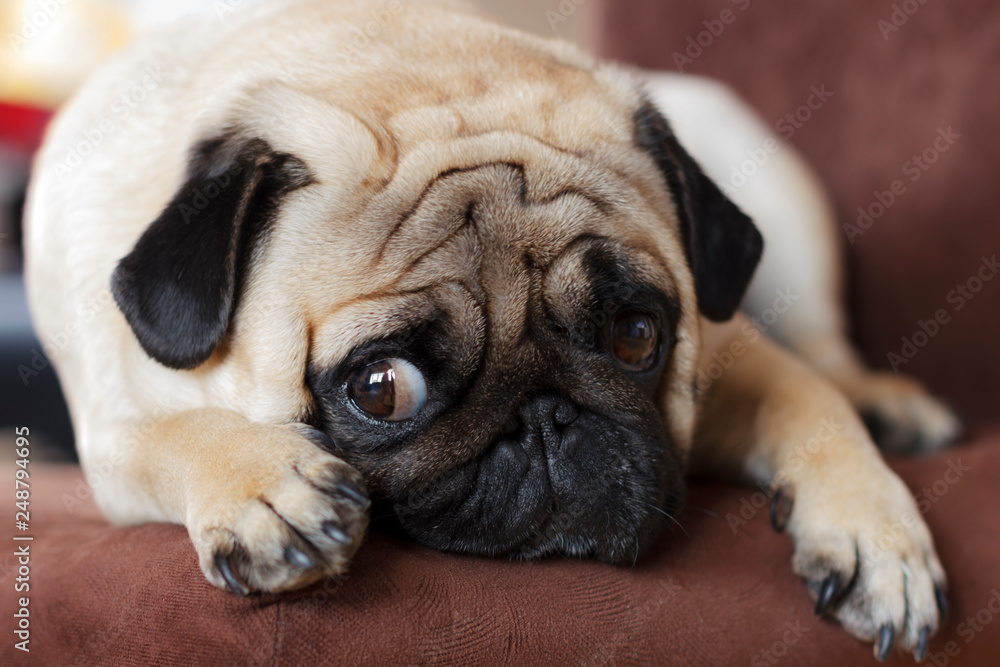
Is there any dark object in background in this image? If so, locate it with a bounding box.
[0,153,28,273]
[0,101,50,272]
[0,273,76,460]
[0,102,74,458]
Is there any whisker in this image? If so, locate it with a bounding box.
[683,503,720,519]
[648,503,690,539]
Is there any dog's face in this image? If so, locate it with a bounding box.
[110,54,761,563]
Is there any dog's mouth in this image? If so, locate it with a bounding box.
[374,395,685,564]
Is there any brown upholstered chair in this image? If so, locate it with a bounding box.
[3,2,998,664]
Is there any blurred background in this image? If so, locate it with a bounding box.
[2,0,997,460]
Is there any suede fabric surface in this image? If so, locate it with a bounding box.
[4,3,999,663]
[595,0,1000,426]
[3,429,999,666]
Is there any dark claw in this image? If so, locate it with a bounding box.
[769,489,793,533]
[322,520,352,545]
[815,572,840,615]
[284,544,315,570]
[915,626,931,662]
[935,586,949,621]
[335,479,370,508]
[875,623,895,662]
[215,553,248,596]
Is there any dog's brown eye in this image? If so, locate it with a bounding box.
[611,312,659,371]
[347,358,427,421]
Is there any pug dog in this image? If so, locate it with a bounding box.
[25,0,962,661]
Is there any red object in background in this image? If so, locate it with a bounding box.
[0,101,52,154]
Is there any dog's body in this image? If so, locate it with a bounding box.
[26,0,961,660]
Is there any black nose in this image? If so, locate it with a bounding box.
[520,395,579,426]
[516,395,582,458]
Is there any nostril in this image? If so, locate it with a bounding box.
[554,400,579,427]
[519,396,581,430]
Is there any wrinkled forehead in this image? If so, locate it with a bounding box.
[374,135,678,266]
[300,140,686,365]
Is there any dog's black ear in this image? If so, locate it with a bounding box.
[111,132,312,369]
[634,99,763,321]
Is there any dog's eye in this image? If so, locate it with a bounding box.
[347,358,427,421]
[611,312,659,371]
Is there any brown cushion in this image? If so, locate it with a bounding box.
[595,0,1000,425]
[4,428,999,665]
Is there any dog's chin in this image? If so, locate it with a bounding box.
[380,486,679,564]
[376,401,685,564]
[510,496,678,564]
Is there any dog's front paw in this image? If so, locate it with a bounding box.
[778,466,947,662]
[187,425,369,595]
[848,371,964,453]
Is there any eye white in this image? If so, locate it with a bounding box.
[385,358,427,421]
